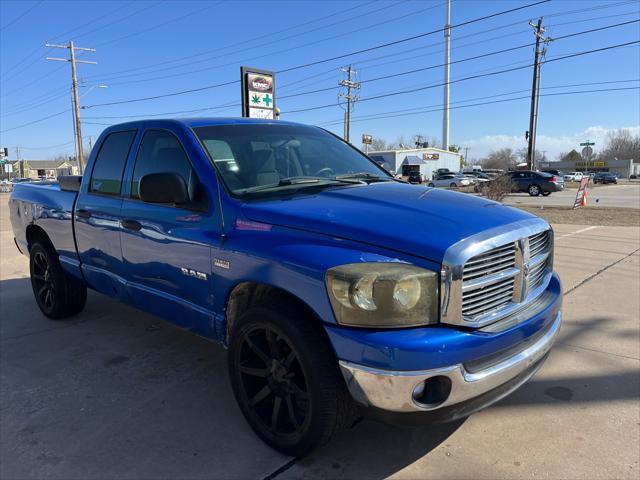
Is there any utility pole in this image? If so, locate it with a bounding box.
[339,65,360,143]
[442,0,451,150]
[46,41,97,175]
[526,18,552,170]
[464,146,469,165]
[16,146,23,178]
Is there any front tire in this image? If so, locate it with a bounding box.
[228,306,355,456]
[542,191,551,196]
[528,184,541,196]
[30,242,87,319]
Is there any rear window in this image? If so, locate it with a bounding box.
[89,131,136,196]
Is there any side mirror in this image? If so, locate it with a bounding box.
[139,172,189,205]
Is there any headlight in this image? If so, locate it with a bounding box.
[325,263,438,328]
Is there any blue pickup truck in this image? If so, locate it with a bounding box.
[9,118,562,455]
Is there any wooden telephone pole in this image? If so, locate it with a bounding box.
[526,18,552,170]
[339,65,360,143]
[46,41,97,175]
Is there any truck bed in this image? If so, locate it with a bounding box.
[9,181,79,264]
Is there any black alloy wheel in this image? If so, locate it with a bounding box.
[236,324,311,440]
[31,250,55,314]
[29,242,87,319]
[228,306,356,456]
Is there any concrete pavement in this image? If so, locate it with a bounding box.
[503,182,640,209]
[1,194,639,479]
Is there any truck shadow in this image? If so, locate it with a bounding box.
[1,277,638,480]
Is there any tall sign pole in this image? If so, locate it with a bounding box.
[442,0,451,150]
[46,42,97,175]
[580,140,595,172]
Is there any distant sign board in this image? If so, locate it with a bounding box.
[3,163,13,173]
[241,67,276,119]
[581,146,593,158]
[362,134,373,145]
[423,153,439,160]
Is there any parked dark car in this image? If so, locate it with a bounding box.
[593,172,617,184]
[407,171,423,184]
[507,170,565,196]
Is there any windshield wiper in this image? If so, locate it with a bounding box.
[335,172,395,183]
[239,176,362,195]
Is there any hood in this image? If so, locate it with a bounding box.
[240,183,537,263]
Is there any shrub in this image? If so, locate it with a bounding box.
[482,175,515,202]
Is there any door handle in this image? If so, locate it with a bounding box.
[121,219,142,231]
[76,209,92,219]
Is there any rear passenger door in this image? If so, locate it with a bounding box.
[75,129,136,297]
[119,129,215,335]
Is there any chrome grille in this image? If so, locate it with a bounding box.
[529,230,550,258]
[457,228,552,323]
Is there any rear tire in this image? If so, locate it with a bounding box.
[228,305,355,456]
[428,183,435,187]
[29,242,87,319]
[528,184,541,196]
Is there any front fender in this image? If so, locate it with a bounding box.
[211,223,441,331]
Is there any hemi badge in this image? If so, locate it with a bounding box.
[214,259,230,270]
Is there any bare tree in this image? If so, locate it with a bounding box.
[481,148,517,170]
[368,138,389,151]
[598,129,640,161]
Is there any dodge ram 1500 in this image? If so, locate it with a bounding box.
[9,118,562,455]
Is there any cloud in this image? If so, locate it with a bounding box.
[461,125,640,161]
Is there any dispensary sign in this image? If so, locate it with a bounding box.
[241,67,276,119]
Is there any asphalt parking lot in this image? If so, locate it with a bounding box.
[1,193,639,480]
[503,181,640,209]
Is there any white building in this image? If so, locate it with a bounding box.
[369,147,462,179]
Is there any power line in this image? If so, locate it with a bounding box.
[88,0,439,86]
[80,0,381,82]
[67,82,640,134]
[317,79,640,126]
[0,109,70,134]
[81,0,551,109]
[81,29,639,122]
[0,0,43,31]
[284,40,640,114]
[317,87,639,127]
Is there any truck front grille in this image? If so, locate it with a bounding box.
[458,229,552,323]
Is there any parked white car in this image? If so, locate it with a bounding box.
[427,174,471,188]
[563,172,584,182]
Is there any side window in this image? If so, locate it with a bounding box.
[89,130,136,196]
[131,130,195,200]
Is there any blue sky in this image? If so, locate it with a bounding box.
[1,0,639,162]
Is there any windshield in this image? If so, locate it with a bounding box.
[194,123,392,197]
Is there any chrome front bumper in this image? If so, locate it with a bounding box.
[339,311,561,413]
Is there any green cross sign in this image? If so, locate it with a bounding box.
[263,94,272,107]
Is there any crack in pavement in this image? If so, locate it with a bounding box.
[559,341,640,362]
[563,247,640,296]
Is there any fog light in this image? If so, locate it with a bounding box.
[412,375,452,407]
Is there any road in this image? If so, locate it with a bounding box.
[1,193,639,479]
[503,182,640,209]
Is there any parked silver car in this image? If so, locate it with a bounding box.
[427,174,471,188]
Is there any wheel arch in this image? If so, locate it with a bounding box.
[26,224,54,252]
[224,281,327,345]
